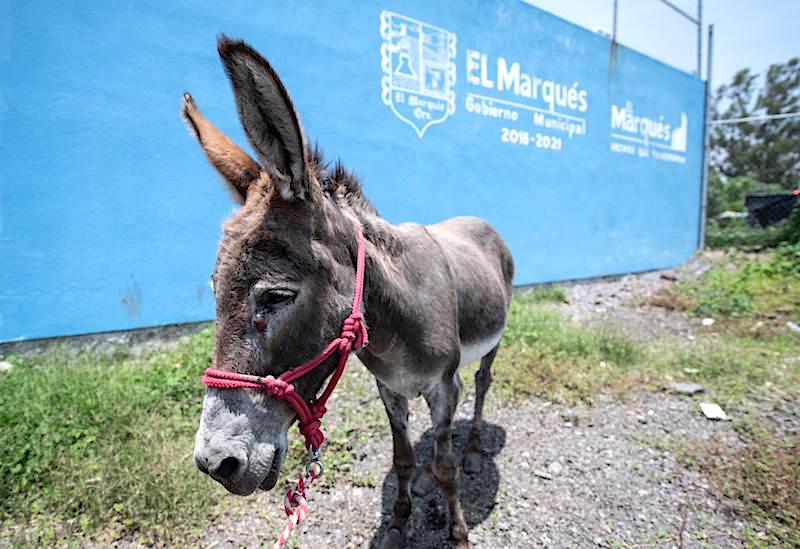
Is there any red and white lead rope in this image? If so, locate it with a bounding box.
[273,456,323,549]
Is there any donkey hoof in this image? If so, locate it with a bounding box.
[411,466,437,496]
[463,450,482,474]
[379,527,405,549]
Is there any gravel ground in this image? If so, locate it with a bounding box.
[553,253,716,342]
[193,254,754,549]
[194,368,745,548]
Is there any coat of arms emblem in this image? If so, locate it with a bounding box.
[380,11,457,138]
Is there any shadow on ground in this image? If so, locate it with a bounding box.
[369,419,506,548]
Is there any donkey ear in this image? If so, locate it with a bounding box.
[217,36,309,201]
[181,92,262,204]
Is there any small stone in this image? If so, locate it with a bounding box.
[700,402,728,420]
[750,320,765,332]
[636,415,648,424]
[787,321,800,334]
[0,361,12,372]
[497,521,510,531]
[702,317,715,326]
[534,470,553,480]
[547,461,564,475]
[669,382,705,395]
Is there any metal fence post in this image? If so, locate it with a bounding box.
[699,23,714,250]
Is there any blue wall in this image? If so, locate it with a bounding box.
[0,1,705,342]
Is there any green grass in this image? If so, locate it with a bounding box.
[517,285,567,304]
[657,242,800,318]
[649,334,800,403]
[0,328,218,544]
[493,294,643,403]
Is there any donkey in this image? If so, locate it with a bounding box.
[186,37,513,548]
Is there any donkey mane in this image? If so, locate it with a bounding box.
[309,145,374,215]
[306,145,408,259]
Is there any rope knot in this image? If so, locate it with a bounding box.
[339,312,368,351]
[262,376,294,399]
[298,418,325,450]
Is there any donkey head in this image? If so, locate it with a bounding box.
[185,37,359,495]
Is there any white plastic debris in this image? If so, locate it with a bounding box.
[0,361,12,373]
[669,382,705,395]
[702,318,715,327]
[787,321,800,334]
[700,402,728,420]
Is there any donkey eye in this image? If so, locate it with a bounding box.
[259,289,296,308]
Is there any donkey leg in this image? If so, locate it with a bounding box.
[376,380,415,549]
[413,371,463,497]
[424,373,469,548]
[464,343,499,474]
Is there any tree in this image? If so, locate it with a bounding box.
[711,58,800,188]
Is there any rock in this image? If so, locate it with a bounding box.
[668,382,705,395]
[787,321,800,334]
[496,521,510,531]
[660,273,678,281]
[547,461,564,475]
[534,470,553,480]
[701,317,715,327]
[750,320,765,332]
[700,402,728,420]
[0,361,12,372]
[636,415,648,424]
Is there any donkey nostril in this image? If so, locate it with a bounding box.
[215,456,241,480]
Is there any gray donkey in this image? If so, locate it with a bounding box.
[186,37,513,548]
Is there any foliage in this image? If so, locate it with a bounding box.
[706,172,785,218]
[705,218,792,249]
[684,418,799,545]
[675,243,800,317]
[494,295,642,403]
[0,328,219,543]
[711,57,800,187]
[518,285,567,304]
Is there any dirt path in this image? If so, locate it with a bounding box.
[195,256,752,548]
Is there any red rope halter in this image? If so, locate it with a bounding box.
[201,228,368,452]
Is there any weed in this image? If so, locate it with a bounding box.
[517,285,567,304]
[649,335,800,401]
[658,243,800,319]
[683,418,799,545]
[495,298,642,403]
[0,328,220,543]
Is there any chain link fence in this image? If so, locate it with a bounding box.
[745,192,800,227]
